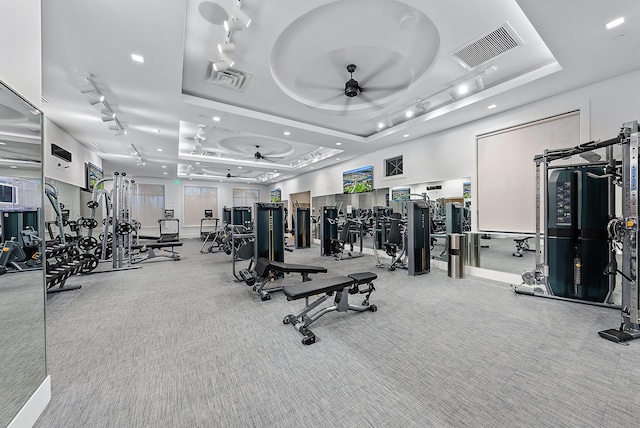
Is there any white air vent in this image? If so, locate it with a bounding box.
[452,22,523,70]
[206,65,252,92]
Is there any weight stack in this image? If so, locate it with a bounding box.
[547,166,609,302]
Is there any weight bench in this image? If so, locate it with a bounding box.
[240,257,327,301]
[282,272,377,345]
[132,241,182,263]
[513,237,533,257]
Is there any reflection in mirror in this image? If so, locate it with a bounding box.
[0,80,46,426]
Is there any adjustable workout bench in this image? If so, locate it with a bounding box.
[132,241,182,263]
[513,237,533,257]
[241,257,327,301]
[282,272,377,345]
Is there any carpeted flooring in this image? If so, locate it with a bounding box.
[34,238,640,427]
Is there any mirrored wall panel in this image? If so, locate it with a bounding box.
[0,80,46,426]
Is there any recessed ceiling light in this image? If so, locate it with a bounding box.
[162,165,166,168]
[606,17,624,30]
[131,54,144,63]
[0,142,6,145]
[336,158,340,161]
[487,104,497,109]
[157,148,163,152]
[213,116,221,122]
[403,134,410,138]
[284,131,290,136]
[310,167,314,169]
[195,162,200,165]
[10,165,17,169]
[336,142,342,146]
[238,166,242,169]
[163,172,167,175]
[457,83,469,95]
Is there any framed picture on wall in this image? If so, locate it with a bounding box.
[270,188,281,203]
[85,162,104,192]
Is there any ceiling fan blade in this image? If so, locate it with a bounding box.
[297,80,337,91]
[361,83,407,92]
[317,92,344,104]
[357,92,386,110]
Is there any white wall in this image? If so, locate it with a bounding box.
[43,119,103,187]
[0,0,41,107]
[129,176,269,238]
[273,68,640,230]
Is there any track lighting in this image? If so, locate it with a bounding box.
[100,109,115,119]
[101,116,115,122]
[212,60,229,71]
[230,5,251,28]
[218,40,235,53]
[224,18,244,32]
[219,52,235,67]
[450,76,484,101]
[86,93,105,105]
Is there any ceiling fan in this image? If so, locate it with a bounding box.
[301,63,407,111]
[253,145,283,162]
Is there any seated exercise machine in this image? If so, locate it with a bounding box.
[282,272,377,345]
[513,236,533,257]
[241,256,327,301]
[382,213,407,270]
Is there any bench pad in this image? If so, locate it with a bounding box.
[256,257,327,277]
[348,272,377,284]
[132,241,183,250]
[283,276,353,300]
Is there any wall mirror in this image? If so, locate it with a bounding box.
[0,80,46,426]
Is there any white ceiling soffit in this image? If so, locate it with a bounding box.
[182,0,559,140]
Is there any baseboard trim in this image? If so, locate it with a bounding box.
[8,375,51,428]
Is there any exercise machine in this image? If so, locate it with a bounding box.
[406,200,430,276]
[320,206,338,256]
[512,120,640,342]
[159,209,179,242]
[294,207,310,249]
[282,271,377,345]
[200,209,219,240]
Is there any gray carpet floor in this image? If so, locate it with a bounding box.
[35,238,640,427]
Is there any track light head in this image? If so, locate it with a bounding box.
[213,60,229,72]
[100,109,115,119]
[224,18,244,32]
[231,6,251,28]
[219,52,235,67]
[218,41,235,53]
[101,116,115,122]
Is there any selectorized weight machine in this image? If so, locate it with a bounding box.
[320,206,338,256]
[294,207,310,249]
[514,120,640,342]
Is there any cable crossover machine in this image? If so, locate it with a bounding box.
[514,120,640,343]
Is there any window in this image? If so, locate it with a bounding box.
[385,156,403,176]
[134,184,165,227]
[183,186,218,226]
[233,188,260,213]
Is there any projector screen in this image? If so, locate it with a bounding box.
[477,111,580,233]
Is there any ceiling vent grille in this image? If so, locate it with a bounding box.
[452,22,523,70]
[206,65,252,92]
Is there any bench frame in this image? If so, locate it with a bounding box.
[282,272,377,345]
[244,257,327,301]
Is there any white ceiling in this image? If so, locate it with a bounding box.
[39,0,640,184]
